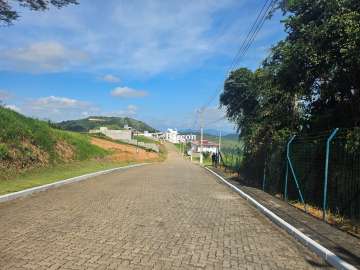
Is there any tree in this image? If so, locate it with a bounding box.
[220,0,360,187]
[273,0,360,130]
[0,0,78,25]
[221,0,360,149]
[220,67,295,156]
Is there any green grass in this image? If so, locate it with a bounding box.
[0,107,167,195]
[56,131,108,160]
[0,106,109,179]
[134,135,160,145]
[191,156,212,166]
[57,116,157,133]
[0,142,169,195]
[0,159,134,195]
[174,142,191,154]
[220,150,243,172]
[158,144,168,162]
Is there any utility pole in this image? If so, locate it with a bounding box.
[181,141,183,158]
[200,111,204,164]
[190,132,193,162]
[182,141,184,158]
[218,130,222,164]
[136,130,139,153]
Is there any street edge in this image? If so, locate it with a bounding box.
[205,166,357,270]
[0,163,149,204]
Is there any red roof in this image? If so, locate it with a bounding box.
[192,140,218,147]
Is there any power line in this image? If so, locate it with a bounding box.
[193,0,278,138]
[199,0,277,112]
[227,0,272,71]
[232,0,276,71]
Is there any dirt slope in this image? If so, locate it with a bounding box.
[91,137,158,162]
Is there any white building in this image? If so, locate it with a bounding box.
[165,129,197,143]
[165,129,178,143]
[143,131,152,137]
[191,140,219,154]
[89,127,132,141]
[177,134,197,143]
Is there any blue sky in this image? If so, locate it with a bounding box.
[0,0,286,133]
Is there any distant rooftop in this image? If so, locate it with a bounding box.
[192,140,218,147]
[88,118,106,122]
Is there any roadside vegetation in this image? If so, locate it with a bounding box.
[133,135,161,145]
[57,116,157,133]
[0,106,167,195]
[0,106,107,179]
[0,159,132,195]
[218,0,360,236]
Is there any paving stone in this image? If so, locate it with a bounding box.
[0,146,330,269]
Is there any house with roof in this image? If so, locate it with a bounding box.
[190,140,219,154]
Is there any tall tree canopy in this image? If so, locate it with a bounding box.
[274,0,360,129]
[221,0,360,139]
[0,0,78,25]
[220,0,360,166]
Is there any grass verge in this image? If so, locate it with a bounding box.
[0,159,135,195]
[292,202,360,238]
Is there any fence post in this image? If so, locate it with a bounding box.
[262,158,267,191]
[284,135,295,201]
[323,128,339,221]
[285,135,305,206]
[285,162,289,201]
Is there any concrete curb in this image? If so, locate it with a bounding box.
[205,167,357,270]
[0,163,149,204]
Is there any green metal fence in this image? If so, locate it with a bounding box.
[222,128,360,222]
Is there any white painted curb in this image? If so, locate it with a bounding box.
[0,163,149,204]
[205,167,357,270]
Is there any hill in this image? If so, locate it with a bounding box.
[57,116,157,133]
[180,129,235,136]
[180,131,242,149]
[0,107,108,179]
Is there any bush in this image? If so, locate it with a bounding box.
[0,143,9,160]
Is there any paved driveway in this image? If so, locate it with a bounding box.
[0,145,329,269]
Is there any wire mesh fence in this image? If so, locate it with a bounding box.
[221,128,360,222]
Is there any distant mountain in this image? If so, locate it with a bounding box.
[179,130,241,149]
[57,116,158,133]
[179,129,235,136]
[222,133,239,140]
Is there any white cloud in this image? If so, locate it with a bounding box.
[4,104,21,112]
[101,74,120,83]
[14,96,140,121]
[20,96,99,121]
[126,105,138,114]
[0,90,11,100]
[0,0,253,75]
[0,41,89,73]
[111,87,148,98]
[107,105,138,117]
[30,96,89,109]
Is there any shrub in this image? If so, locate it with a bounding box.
[0,143,9,160]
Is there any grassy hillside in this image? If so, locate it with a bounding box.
[181,132,242,149]
[0,107,108,179]
[133,135,161,145]
[57,116,157,133]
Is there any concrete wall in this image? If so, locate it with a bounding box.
[105,130,132,141]
[89,127,132,141]
[125,139,160,153]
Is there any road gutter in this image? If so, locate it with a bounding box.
[0,163,149,204]
[205,166,357,270]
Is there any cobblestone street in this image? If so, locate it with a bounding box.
[0,146,330,269]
